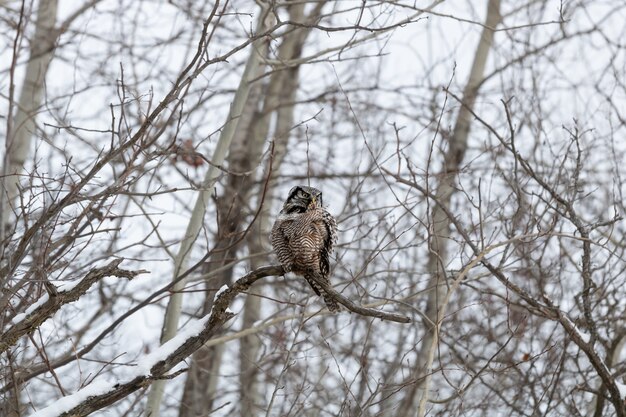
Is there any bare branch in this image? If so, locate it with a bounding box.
[0,260,144,355]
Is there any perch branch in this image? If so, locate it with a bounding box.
[29,265,408,416]
[301,268,411,323]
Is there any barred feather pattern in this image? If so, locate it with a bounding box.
[271,199,339,312]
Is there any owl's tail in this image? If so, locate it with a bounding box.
[304,271,340,313]
[321,293,340,313]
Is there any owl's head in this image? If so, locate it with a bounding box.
[281,185,323,214]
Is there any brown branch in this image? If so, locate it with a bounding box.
[29,265,408,416]
[0,259,145,354]
[557,310,625,417]
[29,266,275,416]
[302,269,411,323]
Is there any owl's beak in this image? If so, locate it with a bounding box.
[309,196,317,208]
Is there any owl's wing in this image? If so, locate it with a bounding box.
[271,219,294,270]
[319,210,337,277]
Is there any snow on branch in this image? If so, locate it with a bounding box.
[27,265,409,416]
[0,259,145,355]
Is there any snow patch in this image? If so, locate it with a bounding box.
[563,316,591,344]
[57,280,81,292]
[208,284,231,316]
[135,316,209,375]
[28,317,210,416]
[27,379,113,417]
[11,281,81,326]
[577,329,591,344]
[215,284,229,300]
[11,294,50,325]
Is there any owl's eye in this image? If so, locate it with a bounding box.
[298,190,309,198]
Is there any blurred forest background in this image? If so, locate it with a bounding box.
[2,0,626,416]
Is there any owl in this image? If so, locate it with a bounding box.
[271,185,339,312]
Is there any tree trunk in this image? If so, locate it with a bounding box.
[144,6,274,416]
[0,2,58,414]
[238,3,326,414]
[1,0,58,246]
[236,34,298,417]
[177,45,270,417]
[394,1,502,416]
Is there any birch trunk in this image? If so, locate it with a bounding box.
[176,0,320,407]
[394,1,502,416]
[177,32,270,417]
[144,6,274,416]
[1,0,58,243]
[0,2,58,415]
[238,4,325,415]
